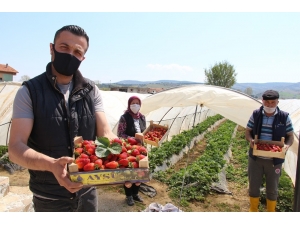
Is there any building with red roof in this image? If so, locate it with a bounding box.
[0,63,18,82]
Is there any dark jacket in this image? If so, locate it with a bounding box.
[23,62,96,199]
[249,105,289,165]
[122,112,146,137]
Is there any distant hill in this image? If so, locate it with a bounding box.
[116,80,201,85]
[100,80,300,99]
[232,82,300,99]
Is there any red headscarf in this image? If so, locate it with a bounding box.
[126,95,142,119]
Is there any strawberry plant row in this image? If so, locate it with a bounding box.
[148,114,223,172]
[0,146,8,158]
[157,120,236,204]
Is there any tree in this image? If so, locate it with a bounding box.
[204,61,237,88]
[19,75,30,82]
[245,87,253,96]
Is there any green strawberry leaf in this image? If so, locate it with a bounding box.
[95,147,111,158]
[94,137,122,158]
[108,143,122,154]
[95,136,110,147]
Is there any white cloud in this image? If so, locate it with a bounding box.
[147,63,193,72]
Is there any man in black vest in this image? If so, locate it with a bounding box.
[8,25,118,212]
[245,90,294,212]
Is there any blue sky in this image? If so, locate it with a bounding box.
[1,1,300,84]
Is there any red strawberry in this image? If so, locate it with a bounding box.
[103,159,110,166]
[83,162,95,171]
[111,154,119,162]
[138,146,147,155]
[131,145,140,150]
[127,156,136,162]
[74,147,83,157]
[118,159,129,167]
[136,154,146,162]
[75,161,85,170]
[94,159,103,168]
[129,161,138,168]
[131,149,140,157]
[105,161,119,169]
[85,145,96,155]
[79,153,89,158]
[75,157,90,169]
[107,153,114,160]
[89,154,98,162]
[127,137,138,145]
[82,140,90,146]
[88,140,95,146]
[119,152,129,159]
[121,146,128,153]
[112,138,123,145]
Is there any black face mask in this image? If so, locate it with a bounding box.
[52,44,82,76]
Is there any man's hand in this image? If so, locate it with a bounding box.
[284,144,290,155]
[245,128,255,148]
[249,139,255,148]
[50,156,83,193]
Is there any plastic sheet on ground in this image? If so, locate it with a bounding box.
[143,202,183,212]
[0,153,25,174]
[210,167,232,195]
[210,124,238,195]
[139,183,157,198]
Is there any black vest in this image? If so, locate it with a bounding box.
[249,106,289,165]
[123,112,146,137]
[23,62,96,199]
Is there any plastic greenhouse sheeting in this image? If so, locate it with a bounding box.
[0,82,299,185]
[0,82,22,146]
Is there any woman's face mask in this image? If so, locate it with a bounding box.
[130,104,140,114]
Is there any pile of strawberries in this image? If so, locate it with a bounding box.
[144,127,167,142]
[256,143,282,152]
[74,137,147,172]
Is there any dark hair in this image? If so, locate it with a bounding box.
[53,25,89,51]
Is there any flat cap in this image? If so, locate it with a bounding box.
[262,90,279,100]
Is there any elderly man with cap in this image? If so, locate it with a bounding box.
[245,90,294,212]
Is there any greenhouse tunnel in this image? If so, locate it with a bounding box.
[1,82,300,210]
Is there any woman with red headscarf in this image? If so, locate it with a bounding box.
[117,95,146,206]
